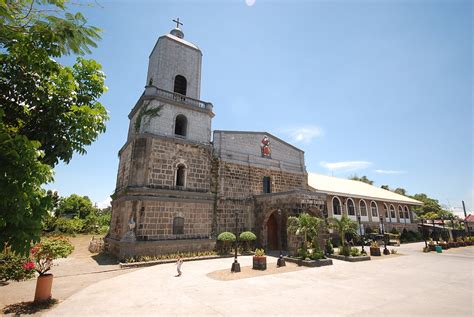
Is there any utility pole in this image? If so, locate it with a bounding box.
[462,200,470,236]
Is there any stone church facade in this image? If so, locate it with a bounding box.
[106,25,421,259]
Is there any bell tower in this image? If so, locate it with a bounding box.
[127,19,214,144]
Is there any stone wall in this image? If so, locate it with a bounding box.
[136,200,213,240]
[214,160,307,235]
[148,136,212,192]
[106,238,216,261]
[213,131,305,174]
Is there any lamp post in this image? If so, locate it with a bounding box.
[231,212,241,273]
[432,219,438,243]
[420,218,428,248]
[380,215,389,255]
[356,213,366,255]
[441,216,446,241]
[277,209,286,267]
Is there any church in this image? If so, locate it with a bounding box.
[106,23,422,259]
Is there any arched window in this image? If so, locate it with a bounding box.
[347,198,355,216]
[359,200,367,217]
[174,114,187,137]
[176,164,186,187]
[173,217,184,235]
[383,203,389,219]
[262,176,271,194]
[398,206,404,220]
[404,206,410,219]
[332,197,342,215]
[174,75,187,95]
[390,205,396,219]
[371,201,378,218]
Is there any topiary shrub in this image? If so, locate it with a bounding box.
[217,232,236,254]
[325,239,334,255]
[390,227,400,235]
[239,231,256,253]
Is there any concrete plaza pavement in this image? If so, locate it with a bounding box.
[46,242,473,316]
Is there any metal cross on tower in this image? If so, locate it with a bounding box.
[173,18,183,28]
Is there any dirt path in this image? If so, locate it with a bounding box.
[0,235,139,315]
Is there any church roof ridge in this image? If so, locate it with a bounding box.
[213,130,304,153]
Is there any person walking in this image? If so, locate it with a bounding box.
[176,256,183,277]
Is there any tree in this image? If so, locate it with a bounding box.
[410,193,452,219]
[349,175,374,185]
[0,0,108,254]
[55,194,96,219]
[394,188,407,196]
[381,185,390,190]
[287,213,325,251]
[329,215,358,248]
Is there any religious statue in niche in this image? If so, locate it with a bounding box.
[260,135,271,158]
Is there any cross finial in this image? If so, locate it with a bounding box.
[173,18,183,29]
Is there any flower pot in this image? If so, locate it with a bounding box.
[428,244,436,251]
[34,274,53,302]
[252,256,267,270]
[370,247,381,256]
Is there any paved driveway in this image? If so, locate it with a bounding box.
[46,243,473,316]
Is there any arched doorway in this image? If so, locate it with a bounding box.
[266,212,278,250]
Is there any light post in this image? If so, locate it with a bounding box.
[277,209,286,267]
[432,219,438,243]
[356,213,366,255]
[441,216,446,241]
[420,218,428,248]
[231,212,241,273]
[380,215,389,255]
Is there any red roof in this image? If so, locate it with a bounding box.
[465,214,474,222]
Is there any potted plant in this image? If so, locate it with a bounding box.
[370,241,381,256]
[29,236,74,302]
[252,248,266,270]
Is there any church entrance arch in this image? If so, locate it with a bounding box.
[266,212,278,251]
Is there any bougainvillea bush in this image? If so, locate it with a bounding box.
[30,236,74,276]
[0,248,35,282]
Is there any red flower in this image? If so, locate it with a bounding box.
[23,262,35,270]
[30,246,39,255]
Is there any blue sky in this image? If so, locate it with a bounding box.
[46,0,473,215]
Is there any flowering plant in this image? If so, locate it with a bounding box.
[0,248,35,282]
[29,236,74,275]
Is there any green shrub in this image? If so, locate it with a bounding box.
[297,247,307,259]
[42,215,58,232]
[390,227,400,234]
[239,231,256,241]
[350,248,360,256]
[217,232,236,254]
[325,239,334,255]
[0,249,35,282]
[339,245,351,256]
[55,217,84,235]
[310,250,325,260]
[30,236,74,275]
[217,232,236,242]
[239,231,256,252]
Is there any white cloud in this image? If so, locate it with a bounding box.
[320,161,372,172]
[374,169,406,175]
[285,126,322,144]
[97,197,112,209]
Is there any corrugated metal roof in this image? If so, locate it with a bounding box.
[308,173,423,206]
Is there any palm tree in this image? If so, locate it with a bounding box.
[330,215,358,249]
[287,213,325,251]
